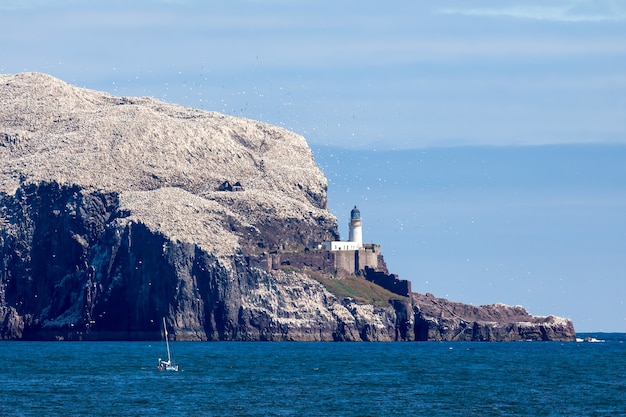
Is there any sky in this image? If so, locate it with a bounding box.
[1,0,625,332]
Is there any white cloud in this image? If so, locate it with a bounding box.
[437,1,626,23]
[0,0,83,11]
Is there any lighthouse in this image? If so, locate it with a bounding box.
[348,206,363,247]
[320,205,364,251]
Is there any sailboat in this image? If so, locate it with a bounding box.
[157,317,179,372]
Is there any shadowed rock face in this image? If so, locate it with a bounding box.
[0,182,404,341]
[0,73,575,341]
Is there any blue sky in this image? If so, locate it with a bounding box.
[1,0,625,331]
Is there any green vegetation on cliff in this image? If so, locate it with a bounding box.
[304,270,407,307]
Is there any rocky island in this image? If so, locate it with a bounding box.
[0,72,575,341]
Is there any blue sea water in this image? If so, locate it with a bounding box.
[1,333,624,416]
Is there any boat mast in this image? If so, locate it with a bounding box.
[163,317,172,363]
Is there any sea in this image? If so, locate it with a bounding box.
[1,333,624,417]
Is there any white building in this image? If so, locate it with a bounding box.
[321,206,363,251]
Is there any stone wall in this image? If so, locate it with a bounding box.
[262,246,386,278]
[356,245,380,273]
[364,267,412,297]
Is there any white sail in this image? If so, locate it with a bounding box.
[158,317,179,371]
[163,317,172,363]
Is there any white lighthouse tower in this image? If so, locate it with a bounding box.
[348,206,363,247]
[320,205,364,251]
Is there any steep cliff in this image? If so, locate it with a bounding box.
[0,72,575,341]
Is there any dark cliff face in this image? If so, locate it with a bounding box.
[0,182,118,339]
[0,181,575,342]
[0,182,409,341]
